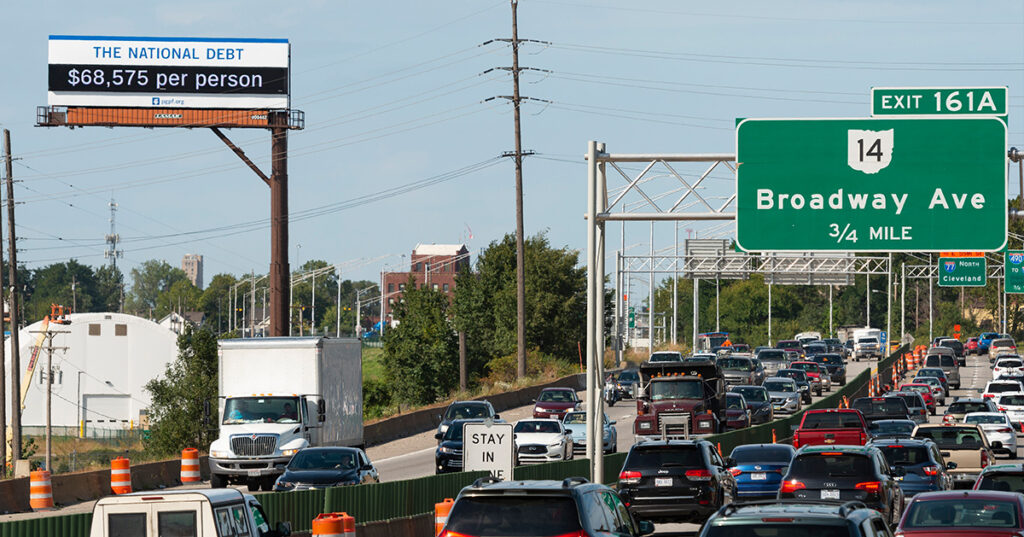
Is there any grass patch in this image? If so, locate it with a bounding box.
[362,346,385,382]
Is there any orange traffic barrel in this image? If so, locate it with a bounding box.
[29,470,54,511]
[111,456,132,494]
[181,448,201,483]
[313,512,356,537]
[771,429,777,444]
[435,498,455,536]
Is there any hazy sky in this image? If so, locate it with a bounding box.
[2,1,1022,286]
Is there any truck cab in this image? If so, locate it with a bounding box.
[633,360,725,440]
[88,489,291,537]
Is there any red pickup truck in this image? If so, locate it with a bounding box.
[792,408,868,449]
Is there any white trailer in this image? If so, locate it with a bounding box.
[208,337,362,491]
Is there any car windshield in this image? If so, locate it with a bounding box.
[801,412,863,429]
[852,399,908,415]
[999,395,1024,406]
[779,370,807,381]
[777,341,800,349]
[917,377,943,388]
[625,446,702,468]
[997,360,1024,368]
[903,385,931,396]
[759,350,786,361]
[918,369,946,378]
[994,339,1015,347]
[914,427,985,448]
[869,421,915,436]
[222,396,300,425]
[764,381,795,393]
[563,413,586,424]
[789,454,872,478]
[813,355,841,365]
[618,371,639,382]
[730,446,793,464]
[966,414,1007,425]
[445,404,491,421]
[538,390,575,403]
[987,383,1022,393]
[732,387,768,402]
[893,394,923,408]
[704,526,850,537]
[443,422,476,441]
[903,499,1019,528]
[719,358,753,371]
[875,446,929,466]
[726,395,745,409]
[288,449,358,471]
[446,496,581,537]
[791,363,818,372]
[949,402,991,414]
[514,421,560,434]
[977,473,1024,493]
[650,379,704,400]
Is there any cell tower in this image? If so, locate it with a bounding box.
[104,198,123,267]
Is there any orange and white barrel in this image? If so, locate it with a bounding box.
[29,470,54,511]
[312,513,356,537]
[180,448,201,483]
[435,499,455,536]
[111,457,132,494]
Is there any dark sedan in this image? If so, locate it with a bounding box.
[273,447,378,491]
[435,418,486,474]
[728,385,774,425]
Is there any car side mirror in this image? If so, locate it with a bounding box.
[275,521,292,537]
[362,463,373,471]
[494,414,500,420]
[946,461,958,470]
[318,399,326,422]
[531,399,537,403]
[437,414,443,421]
[637,520,655,536]
[434,433,443,440]
[725,457,736,467]
[609,420,617,425]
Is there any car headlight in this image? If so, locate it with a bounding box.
[439,446,454,454]
[639,421,652,430]
[275,480,294,489]
[335,479,360,486]
[282,448,301,456]
[211,450,230,458]
[548,441,563,448]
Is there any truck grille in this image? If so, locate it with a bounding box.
[230,434,278,456]
[657,412,692,435]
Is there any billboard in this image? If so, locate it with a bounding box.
[48,35,289,109]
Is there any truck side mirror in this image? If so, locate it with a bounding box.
[275,521,292,537]
[318,399,326,422]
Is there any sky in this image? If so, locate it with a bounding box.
[1,0,1023,290]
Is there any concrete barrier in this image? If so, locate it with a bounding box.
[364,373,585,446]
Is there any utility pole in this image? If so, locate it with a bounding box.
[0,131,6,472]
[250,271,256,338]
[5,129,23,462]
[510,0,528,379]
[35,305,70,473]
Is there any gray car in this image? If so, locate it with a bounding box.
[777,368,816,403]
[757,349,789,376]
[763,377,802,414]
[924,352,961,389]
[717,356,765,387]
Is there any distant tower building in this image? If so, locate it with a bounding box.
[182,254,204,289]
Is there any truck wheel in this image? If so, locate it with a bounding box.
[246,478,261,492]
[210,473,228,488]
[261,476,277,491]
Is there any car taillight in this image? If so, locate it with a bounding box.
[729,468,742,476]
[779,479,805,493]
[1000,407,1008,411]
[943,414,955,423]
[859,430,867,445]
[685,469,712,481]
[919,409,926,415]
[855,481,881,494]
[984,394,995,398]
[619,470,641,484]
[997,427,1014,433]
[921,465,939,476]
[981,450,990,468]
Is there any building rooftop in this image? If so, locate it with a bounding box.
[413,243,468,256]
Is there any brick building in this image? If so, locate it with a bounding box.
[181,253,203,289]
[381,244,470,325]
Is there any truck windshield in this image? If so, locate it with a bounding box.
[650,379,703,400]
[223,396,300,425]
[857,338,876,344]
[718,358,752,371]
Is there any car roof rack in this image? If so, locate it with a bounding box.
[472,476,501,488]
[561,477,589,488]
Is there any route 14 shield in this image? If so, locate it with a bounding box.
[463,421,514,480]
[847,129,893,174]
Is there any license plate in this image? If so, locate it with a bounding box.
[751,473,767,481]
[821,489,840,500]
[655,477,672,487]
[247,469,262,477]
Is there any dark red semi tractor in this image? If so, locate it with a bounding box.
[633,360,727,440]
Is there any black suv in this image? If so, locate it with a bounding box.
[811,354,847,386]
[699,500,893,537]
[435,418,486,474]
[441,477,654,537]
[779,445,905,527]
[851,396,910,425]
[617,439,736,523]
[436,401,498,440]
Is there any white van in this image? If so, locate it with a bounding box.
[89,489,291,537]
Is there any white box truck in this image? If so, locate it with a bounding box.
[852,327,883,361]
[208,337,363,491]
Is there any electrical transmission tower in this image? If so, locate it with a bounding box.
[104,198,123,267]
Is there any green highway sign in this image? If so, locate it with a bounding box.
[735,117,1007,252]
[1007,250,1024,293]
[872,87,1007,117]
[628,307,636,328]
[938,255,986,287]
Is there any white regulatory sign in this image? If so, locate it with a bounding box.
[463,422,514,481]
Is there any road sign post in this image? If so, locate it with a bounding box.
[463,421,514,481]
[938,253,986,287]
[1007,251,1024,294]
[736,118,1007,252]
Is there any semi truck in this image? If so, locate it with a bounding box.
[208,337,363,491]
[633,360,726,440]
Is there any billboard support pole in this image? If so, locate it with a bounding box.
[270,112,290,337]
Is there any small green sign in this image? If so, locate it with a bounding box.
[628,307,636,328]
[872,87,1007,117]
[1007,251,1024,293]
[938,256,986,287]
[735,117,1007,252]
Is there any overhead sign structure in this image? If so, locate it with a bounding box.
[462,422,514,481]
[47,35,289,109]
[872,87,1007,118]
[938,252,986,287]
[735,118,1007,252]
[1007,251,1024,293]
